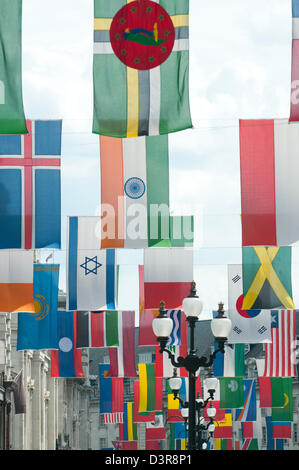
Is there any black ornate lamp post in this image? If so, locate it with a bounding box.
[152,282,232,451]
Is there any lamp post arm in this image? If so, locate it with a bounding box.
[161,347,187,369]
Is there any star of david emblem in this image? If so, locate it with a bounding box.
[80,256,102,275]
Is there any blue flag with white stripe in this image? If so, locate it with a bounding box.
[66,216,117,311]
[17,264,59,350]
[167,310,181,346]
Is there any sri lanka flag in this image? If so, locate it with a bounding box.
[0,120,62,249]
[51,311,84,378]
[93,0,192,138]
[17,264,60,350]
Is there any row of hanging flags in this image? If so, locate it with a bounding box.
[0,0,299,451]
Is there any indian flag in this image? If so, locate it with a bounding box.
[100,134,169,248]
[93,0,192,138]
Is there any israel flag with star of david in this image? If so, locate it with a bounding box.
[66,216,117,311]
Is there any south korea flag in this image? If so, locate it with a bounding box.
[227,265,271,344]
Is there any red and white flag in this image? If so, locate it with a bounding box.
[103,413,123,424]
[107,311,137,377]
[262,310,297,377]
[239,119,299,246]
[143,247,193,309]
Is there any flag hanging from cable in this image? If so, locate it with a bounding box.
[0,250,34,313]
[93,0,192,138]
[0,120,62,249]
[99,364,124,420]
[66,216,117,311]
[17,264,60,350]
[241,246,294,310]
[0,1,27,134]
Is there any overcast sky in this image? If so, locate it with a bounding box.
[21,0,299,319]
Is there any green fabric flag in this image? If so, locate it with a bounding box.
[242,246,293,310]
[0,1,27,134]
[235,344,246,377]
[271,378,293,422]
[93,0,192,138]
[219,377,244,409]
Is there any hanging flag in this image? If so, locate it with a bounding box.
[17,264,60,350]
[0,1,27,134]
[213,343,245,378]
[13,370,26,414]
[271,378,293,422]
[145,440,161,450]
[138,265,159,346]
[0,250,34,313]
[103,413,123,424]
[227,265,271,344]
[272,421,292,439]
[93,0,192,138]
[219,378,244,409]
[107,311,137,377]
[214,439,233,450]
[143,247,193,309]
[240,438,259,450]
[262,310,297,377]
[239,119,299,246]
[146,414,166,440]
[290,1,299,121]
[169,422,187,450]
[133,380,155,423]
[50,311,84,378]
[266,416,284,450]
[214,412,233,439]
[100,134,169,249]
[119,402,138,442]
[99,364,124,416]
[155,310,188,378]
[235,379,257,422]
[76,310,120,348]
[0,120,62,249]
[242,246,294,310]
[138,363,163,412]
[258,377,287,408]
[66,216,117,311]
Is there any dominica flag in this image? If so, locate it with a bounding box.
[0,1,27,134]
[138,363,163,412]
[119,402,138,442]
[240,119,299,246]
[67,217,117,311]
[93,0,192,138]
[17,264,60,351]
[0,120,62,249]
[242,246,294,310]
[0,250,34,313]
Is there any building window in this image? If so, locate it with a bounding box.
[294,424,298,444]
[138,353,153,364]
[100,437,108,449]
[262,426,267,446]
